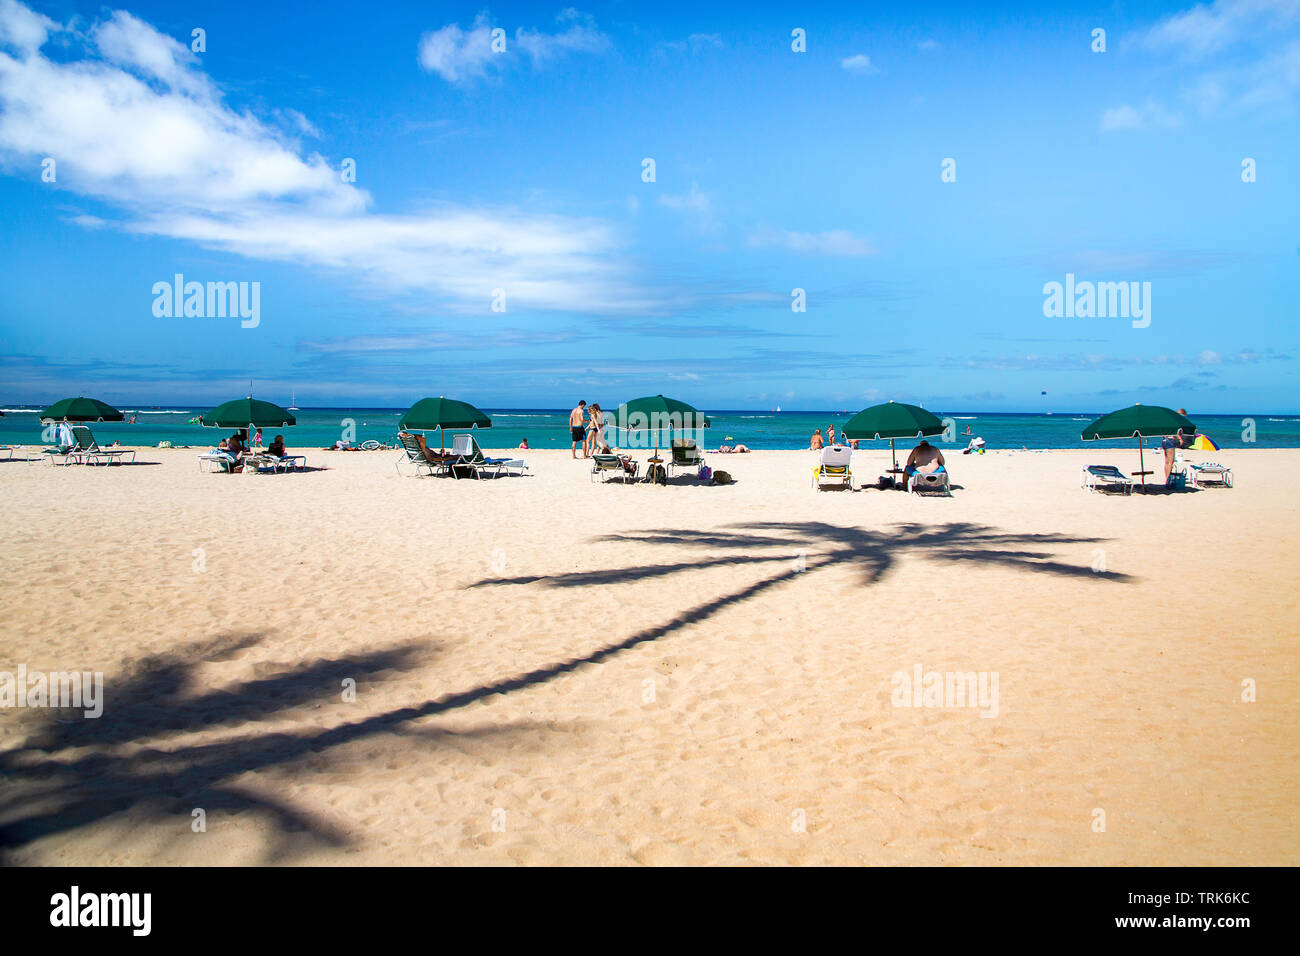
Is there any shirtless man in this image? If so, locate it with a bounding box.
[902,440,945,489]
[569,401,588,459]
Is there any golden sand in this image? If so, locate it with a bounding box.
[1,446,1295,864]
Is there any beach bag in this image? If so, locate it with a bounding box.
[712,470,732,485]
[647,462,667,485]
[697,465,712,481]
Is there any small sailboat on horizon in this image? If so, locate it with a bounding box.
[288,391,299,411]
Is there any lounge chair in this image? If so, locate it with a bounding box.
[198,451,239,472]
[395,431,450,476]
[0,446,15,461]
[812,445,853,490]
[908,470,951,496]
[450,434,528,479]
[1080,465,1134,494]
[46,425,134,466]
[249,453,307,473]
[1186,461,1233,488]
[669,438,704,476]
[592,453,639,483]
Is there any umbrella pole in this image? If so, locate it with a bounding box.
[1138,436,1145,493]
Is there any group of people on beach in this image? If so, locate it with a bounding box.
[215,431,286,473]
[569,400,613,458]
[809,424,858,450]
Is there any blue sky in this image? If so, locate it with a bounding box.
[0,0,1297,411]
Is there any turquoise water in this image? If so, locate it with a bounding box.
[2,407,1295,450]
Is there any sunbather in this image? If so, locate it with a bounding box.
[267,434,286,458]
[903,440,945,488]
[810,429,824,450]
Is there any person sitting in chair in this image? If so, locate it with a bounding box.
[902,440,945,489]
[267,434,286,458]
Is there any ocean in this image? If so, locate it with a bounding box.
[2,406,1296,451]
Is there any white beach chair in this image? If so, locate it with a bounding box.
[812,444,853,490]
[908,469,951,496]
[1080,465,1134,494]
[451,434,528,479]
[198,451,238,473]
[1186,461,1233,488]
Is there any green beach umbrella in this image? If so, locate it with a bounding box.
[398,396,491,451]
[200,397,297,436]
[39,396,124,423]
[842,401,946,472]
[614,394,710,453]
[1082,404,1196,490]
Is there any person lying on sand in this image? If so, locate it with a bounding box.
[902,440,945,488]
[718,444,750,453]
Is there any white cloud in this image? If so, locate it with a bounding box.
[417,15,497,83]
[917,39,940,51]
[0,2,640,313]
[1143,0,1300,57]
[1132,0,1300,117]
[0,0,54,53]
[748,228,877,257]
[1099,104,1144,130]
[418,10,608,84]
[1099,99,1181,130]
[841,53,877,72]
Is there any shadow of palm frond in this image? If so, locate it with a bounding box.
[0,631,468,861]
[471,520,1135,591]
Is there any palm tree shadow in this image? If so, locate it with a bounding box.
[2,521,1132,863]
[0,632,535,863]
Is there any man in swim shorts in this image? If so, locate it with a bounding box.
[570,400,588,459]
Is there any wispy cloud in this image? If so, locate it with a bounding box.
[417,9,609,85]
[1099,99,1181,130]
[840,53,878,73]
[658,182,719,234]
[0,2,642,313]
[1121,0,1300,120]
[660,33,723,54]
[1141,0,1300,57]
[748,228,876,257]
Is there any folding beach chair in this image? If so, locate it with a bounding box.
[57,425,134,465]
[395,431,447,476]
[812,444,853,490]
[451,434,528,479]
[1080,465,1134,494]
[591,453,639,483]
[668,438,704,476]
[908,470,951,496]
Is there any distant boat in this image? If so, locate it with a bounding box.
[288,391,299,411]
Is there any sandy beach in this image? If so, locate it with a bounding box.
[1,446,1296,865]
